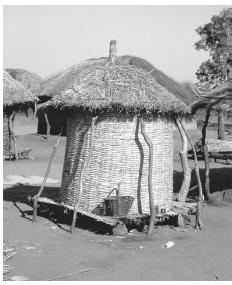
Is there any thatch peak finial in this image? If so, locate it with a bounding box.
[109,40,117,64]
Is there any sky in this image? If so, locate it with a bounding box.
[3,5,231,83]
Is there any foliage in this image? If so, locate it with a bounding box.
[195,8,232,91]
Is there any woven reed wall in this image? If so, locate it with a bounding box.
[60,113,173,215]
[3,116,9,156]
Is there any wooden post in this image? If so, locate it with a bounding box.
[44,112,50,139]
[217,108,225,140]
[179,120,203,229]
[202,108,211,201]
[34,101,37,119]
[33,128,62,223]
[70,116,97,233]
[8,111,18,160]
[175,118,192,202]
[140,117,155,235]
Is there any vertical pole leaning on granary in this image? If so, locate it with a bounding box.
[33,128,62,223]
[70,116,97,233]
[179,119,203,229]
[140,117,155,235]
[174,118,191,202]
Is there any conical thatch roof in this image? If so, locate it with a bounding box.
[3,70,37,107]
[41,62,190,116]
[37,41,191,117]
[35,56,192,105]
[5,68,42,93]
[191,79,232,113]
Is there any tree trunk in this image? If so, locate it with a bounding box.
[217,108,225,140]
[175,118,192,202]
[202,108,211,201]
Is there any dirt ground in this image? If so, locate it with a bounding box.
[3,128,232,281]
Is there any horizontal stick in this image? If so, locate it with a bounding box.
[46,268,93,281]
[4,252,16,260]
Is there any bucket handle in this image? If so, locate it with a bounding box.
[107,183,121,216]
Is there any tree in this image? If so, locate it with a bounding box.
[195,8,232,91]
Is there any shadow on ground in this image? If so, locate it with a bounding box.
[173,167,232,196]
[3,185,113,234]
[4,165,232,235]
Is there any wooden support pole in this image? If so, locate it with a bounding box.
[175,118,192,202]
[8,111,18,160]
[33,128,62,223]
[34,101,37,119]
[179,119,203,229]
[140,117,155,235]
[202,108,211,201]
[217,108,225,140]
[44,112,50,139]
[70,116,97,233]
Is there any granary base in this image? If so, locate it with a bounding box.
[35,197,197,231]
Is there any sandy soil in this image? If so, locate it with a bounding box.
[3,130,232,281]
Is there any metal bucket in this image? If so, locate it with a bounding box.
[104,195,134,216]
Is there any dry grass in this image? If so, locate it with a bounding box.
[38,63,191,116]
[5,68,42,93]
[3,71,37,108]
[35,56,198,106]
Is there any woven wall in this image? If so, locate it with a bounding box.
[3,115,9,156]
[60,113,173,215]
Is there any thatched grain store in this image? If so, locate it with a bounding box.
[3,70,37,157]
[40,41,191,218]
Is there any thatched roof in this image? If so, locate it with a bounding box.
[191,79,232,113]
[5,68,42,93]
[3,70,37,107]
[35,56,193,105]
[39,61,190,116]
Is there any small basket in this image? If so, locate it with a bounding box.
[104,187,134,217]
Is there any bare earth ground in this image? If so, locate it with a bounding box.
[3,126,232,281]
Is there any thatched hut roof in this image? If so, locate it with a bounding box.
[35,56,194,105]
[5,68,42,93]
[3,70,37,108]
[37,40,191,117]
[191,79,232,113]
[41,62,190,116]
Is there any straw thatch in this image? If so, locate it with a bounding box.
[3,71,37,108]
[39,62,191,117]
[35,56,195,106]
[191,79,232,113]
[5,68,42,93]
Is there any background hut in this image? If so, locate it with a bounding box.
[5,68,42,135]
[35,54,196,136]
[5,68,42,92]
[3,70,37,158]
[40,41,191,218]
